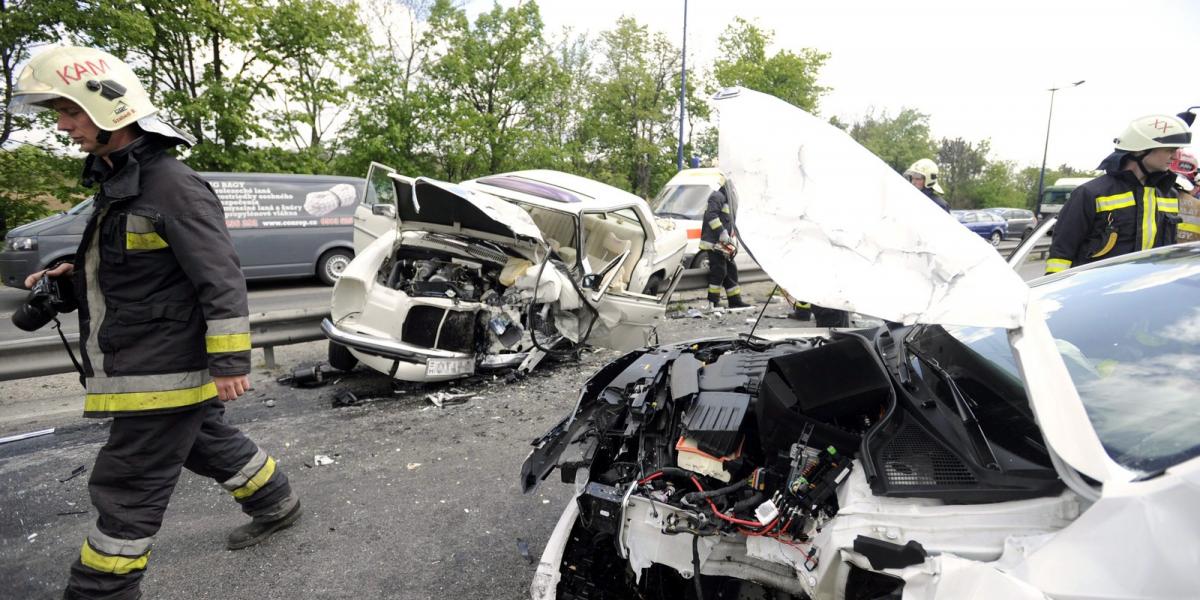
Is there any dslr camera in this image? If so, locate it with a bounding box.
[13,273,77,332]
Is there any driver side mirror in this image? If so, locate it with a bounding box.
[372,204,396,218]
[580,273,602,291]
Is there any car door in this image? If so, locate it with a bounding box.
[353,162,411,252]
[577,209,682,351]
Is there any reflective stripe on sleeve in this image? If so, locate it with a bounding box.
[1045,258,1072,273]
[1157,196,1179,213]
[708,217,723,230]
[1180,222,1200,235]
[1095,192,1135,212]
[206,333,251,354]
[206,317,250,336]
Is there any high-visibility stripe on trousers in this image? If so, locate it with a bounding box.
[704,249,739,300]
[66,400,296,599]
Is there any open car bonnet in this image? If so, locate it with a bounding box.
[715,87,1134,484]
[395,176,545,247]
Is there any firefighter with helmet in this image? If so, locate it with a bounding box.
[1046,115,1192,274]
[8,46,301,599]
[904,158,951,212]
[698,180,752,310]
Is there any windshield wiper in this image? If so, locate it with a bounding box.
[905,340,1001,470]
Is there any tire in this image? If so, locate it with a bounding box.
[317,248,353,286]
[689,252,710,270]
[1021,227,1033,240]
[327,341,358,371]
[989,231,1003,246]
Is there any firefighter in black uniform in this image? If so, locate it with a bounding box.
[1046,114,1191,275]
[699,186,751,309]
[10,47,301,600]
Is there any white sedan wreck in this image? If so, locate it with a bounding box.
[520,88,1200,600]
[322,168,687,382]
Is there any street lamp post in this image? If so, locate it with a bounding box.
[677,0,688,172]
[1035,79,1085,208]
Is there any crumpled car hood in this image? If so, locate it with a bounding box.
[716,88,1027,330]
[397,177,545,246]
[715,87,1132,484]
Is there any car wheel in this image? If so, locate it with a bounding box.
[1021,227,1034,240]
[989,231,1003,246]
[689,252,710,270]
[327,341,358,371]
[317,248,353,286]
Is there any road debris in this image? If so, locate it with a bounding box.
[516,538,534,564]
[277,364,332,388]
[264,398,276,408]
[314,455,335,466]
[332,391,364,408]
[56,510,89,517]
[27,533,37,542]
[0,428,55,445]
[58,465,87,483]
[406,463,422,470]
[425,389,475,408]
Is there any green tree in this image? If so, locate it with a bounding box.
[936,137,990,207]
[849,108,937,174]
[711,17,828,112]
[582,16,706,197]
[0,145,88,233]
[964,160,1025,209]
[420,0,559,180]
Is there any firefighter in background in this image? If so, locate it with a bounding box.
[9,47,301,599]
[905,158,951,212]
[699,185,752,310]
[1169,149,1200,242]
[1046,115,1192,275]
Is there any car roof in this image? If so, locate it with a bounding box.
[464,170,645,214]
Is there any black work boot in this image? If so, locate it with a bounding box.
[706,293,721,310]
[727,295,752,310]
[227,501,302,550]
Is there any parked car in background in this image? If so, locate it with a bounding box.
[984,207,1038,239]
[648,167,760,272]
[322,167,688,382]
[0,172,364,288]
[953,209,1008,245]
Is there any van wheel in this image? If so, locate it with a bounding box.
[642,273,665,295]
[989,231,1003,246]
[689,252,710,270]
[328,341,358,371]
[317,248,353,286]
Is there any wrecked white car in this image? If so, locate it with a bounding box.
[322,167,687,382]
[519,88,1200,600]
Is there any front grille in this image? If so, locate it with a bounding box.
[880,422,976,487]
[401,305,476,353]
[402,306,444,348]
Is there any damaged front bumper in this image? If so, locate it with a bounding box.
[322,318,527,379]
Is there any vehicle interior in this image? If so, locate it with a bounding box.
[581,209,646,292]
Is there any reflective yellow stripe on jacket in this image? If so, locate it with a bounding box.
[1045,258,1072,274]
[85,382,217,413]
[1095,192,1135,212]
[1141,189,1157,251]
[206,333,251,353]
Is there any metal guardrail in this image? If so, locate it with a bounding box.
[0,238,1052,382]
[0,307,328,382]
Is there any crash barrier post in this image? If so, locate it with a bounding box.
[0,307,327,382]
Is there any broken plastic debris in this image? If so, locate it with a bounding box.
[264,399,276,408]
[27,533,37,541]
[0,428,55,445]
[58,465,87,483]
[278,364,331,388]
[332,391,364,408]
[406,463,422,470]
[314,455,335,466]
[516,538,535,564]
[426,389,475,408]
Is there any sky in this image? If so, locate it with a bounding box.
[474,0,1200,170]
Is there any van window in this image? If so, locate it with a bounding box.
[651,185,711,220]
[68,199,94,215]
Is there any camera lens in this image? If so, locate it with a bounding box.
[12,294,57,332]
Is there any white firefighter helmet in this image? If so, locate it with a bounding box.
[7,46,194,146]
[1113,115,1192,152]
[904,158,944,194]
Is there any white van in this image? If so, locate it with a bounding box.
[647,168,760,271]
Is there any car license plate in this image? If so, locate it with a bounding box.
[425,357,474,377]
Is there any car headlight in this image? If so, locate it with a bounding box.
[6,237,37,252]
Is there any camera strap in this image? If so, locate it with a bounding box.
[52,317,86,387]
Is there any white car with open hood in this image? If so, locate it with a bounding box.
[519,88,1200,600]
[322,167,687,382]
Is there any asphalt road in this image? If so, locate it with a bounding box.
[0,279,332,342]
[0,284,789,600]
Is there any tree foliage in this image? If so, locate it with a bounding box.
[849,108,938,174]
[711,18,828,112]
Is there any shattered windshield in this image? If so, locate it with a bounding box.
[649,184,711,220]
[921,245,1200,475]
